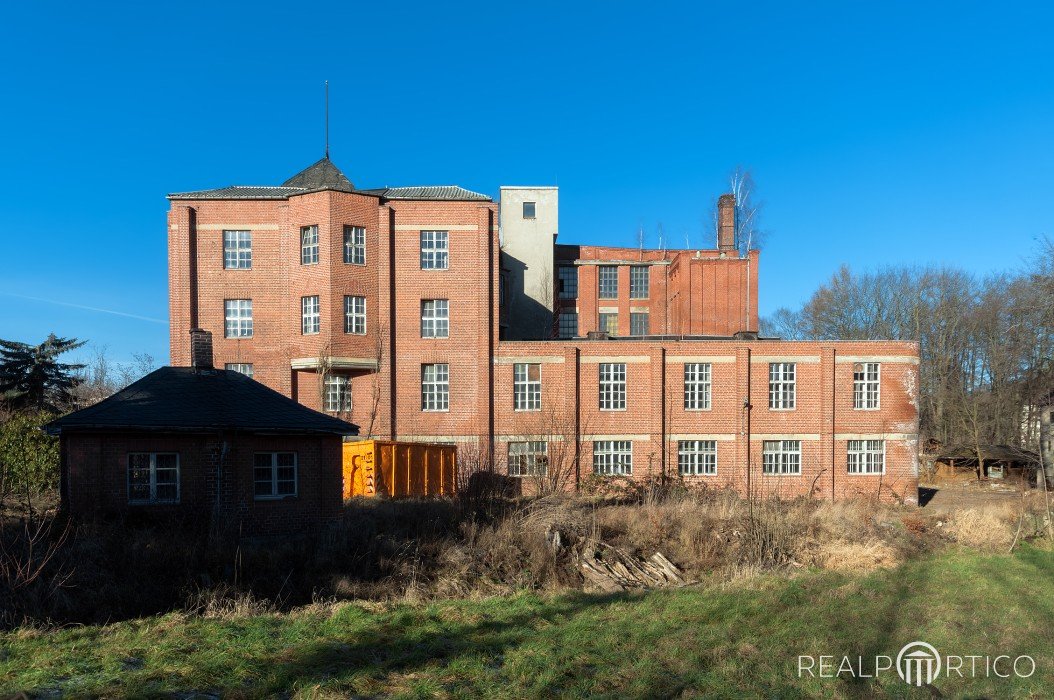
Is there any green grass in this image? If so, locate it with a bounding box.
[3,546,1054,699]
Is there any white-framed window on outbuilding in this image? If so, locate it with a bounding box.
[853,362,881,409]
[593,440,632,475]
[508,441,547,477]
[683,363,712,410]
[420,230,449,269]
[223,230,252,269]
[343,225,366,265]
[768,362,796,410]
[513,363,541,410]
[599,362,627,410]
[225,363,253,378]
[127,453,179,504]
[678,440,717,476]
[254,452,298,499]
[224,299,253,338]
[324,374,352,413]
[847,439,885,474]
[301,225,319,265]
[762,440,801,475]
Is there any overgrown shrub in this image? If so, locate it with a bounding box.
[0,411,59,502]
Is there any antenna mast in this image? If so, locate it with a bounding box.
[324,80,330,158]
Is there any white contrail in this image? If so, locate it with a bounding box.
[0,292,167,325]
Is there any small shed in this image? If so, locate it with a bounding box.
[933,445,1039,485]
[44,331,358,535]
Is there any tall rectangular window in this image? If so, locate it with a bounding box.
[598,265,618,299]
[224,299,253,338]
[558,312,578,338]
[225,363,253,378]
[762,440,802,475]
[324,374,352,412]
[558,266,578,299]
[599,362,627,410]
[630,265,649,299]
[513,363,541,411]
[301,295,320,334]
[848,439,885,474]
[343,225,365,265]
[421,299,450,338]
[853,362,881,409]
[422,363,449,411]
[127,453,179,504]
[678,440,717,476]
[593,440,632,475]
[598,312,618,335]
[684,363,712,410]
[420,230,449,269]
[630,312,649,336]
[223,230,251,269]
[253,452,297,499]
[301,225,319,265]
[508,441,547,477]
[522,201,536,219]
[769,362,796,410]
[344,295,366,334]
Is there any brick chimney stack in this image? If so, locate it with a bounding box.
[718,194,737,251]
[189,328,213,369]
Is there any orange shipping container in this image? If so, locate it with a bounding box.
[342,440,457,499]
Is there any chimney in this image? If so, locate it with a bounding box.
[717,193,736,251]
[189,328,213,369]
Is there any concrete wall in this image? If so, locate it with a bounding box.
[499,186,558,340]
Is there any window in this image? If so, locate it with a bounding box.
[769,362,796,410]
[684,363,712,410]
[421,299,450,338]
[522,201,536,219]
[599,362,627,410]
[513,363,541,410]
[598,265,618,299]
[630,312,649,336]
[508,441,547,477]
[678,440,717,476]
[225,363,253,378]
[420,230,449,269]
[853,362,881,409]
[593,440,632,475]
[558,312,578,338]
[598,312,618,335]
[127,453,179,504]
[324,374,352,412]
[344,295,366,334]
[343,225,366,265]
[224,299,253,338]
[762,440,802,475]
[301,296,320,334]
[422,363,449,411]
[630,265,649,299]
[223,230,251,269]
[254,452,297,499]
[848,439,885,474]
[558,266,578,299]
[301,225,319,265]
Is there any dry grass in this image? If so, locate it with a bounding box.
[946,505,1017,551]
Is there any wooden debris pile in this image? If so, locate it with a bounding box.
[546,528,688,592]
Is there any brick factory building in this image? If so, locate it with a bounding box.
[167,157,920,502]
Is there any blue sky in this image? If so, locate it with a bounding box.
[1,1,1052,366]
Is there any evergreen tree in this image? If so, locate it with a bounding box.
[0,334,86,413]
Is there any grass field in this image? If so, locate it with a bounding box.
[3,544,1052,699]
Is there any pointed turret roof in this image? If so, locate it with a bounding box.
[281,156,355,192]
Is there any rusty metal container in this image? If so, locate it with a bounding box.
[342,440,457,499]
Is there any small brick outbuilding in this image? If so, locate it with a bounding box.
[44,332,358,535]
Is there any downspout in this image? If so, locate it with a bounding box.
[388,207,397,440]
[574,346,581,488]
[487,207,496,470]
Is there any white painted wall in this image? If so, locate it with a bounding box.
[499,187,559,340]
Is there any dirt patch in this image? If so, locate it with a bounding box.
[918,482,1027,515]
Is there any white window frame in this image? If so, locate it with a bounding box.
[558,266,578,299]
[558,311,578,338]
[223,230,252,269]
[421,299,450,338]
[678,440,717,476]
[762,440,802,475]
[598,312,618,335]
[847,439,886,475]
[301,295,320,335]
[630,265,649,299]
[422,363,450,411]
[593,440,632,475]
[853,362,881,410]
[630,311,649,336]
[420,230,449,270]
[224,299,253,338]
[599,362,627,410]
[343,225,366,265]
[769,362,796,410]
[684,363,712,410]
[598,265,618,299]
[225,363,254,378]
[324,374,352,412]
[513,363,542,411]
[301,225,319,265]
[344,295,366,335]
[508,441,547,477]
[127,452,180,504]
[254,452,298,499]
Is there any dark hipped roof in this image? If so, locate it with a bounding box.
[168,157,491,202]
[935,445,1039,465]
[44,367,358,436]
